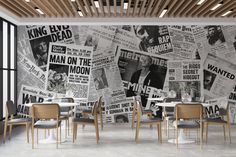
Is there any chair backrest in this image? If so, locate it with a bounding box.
[91,101,99,117]
[175,103,203,120]
[97,96,103,112]
[32,103,60,120]
[60,97,74,103]
[136,100,142,123]
[6,100,17,116]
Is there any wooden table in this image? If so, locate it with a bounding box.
[156,101,210,144]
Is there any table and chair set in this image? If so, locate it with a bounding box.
[2,95,232,149]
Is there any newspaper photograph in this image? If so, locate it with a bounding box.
[203,53,236,100]
[46,43,93,98]
[168,60,202,102]
[168,25,197,59]
[17,51,46,93]
[192,25,235,63]
[116,46,168,109]
[91,50,126,105]
[82,25,117,53]
[113,27,140,50]
[105,98,133,123]
[18,25,75,71]
[117,25,173,55]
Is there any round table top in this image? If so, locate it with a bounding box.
[156,102,210,107]
[24,102,79,107]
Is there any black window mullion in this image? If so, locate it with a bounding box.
[0,20,2,119]
[8,23,10,100]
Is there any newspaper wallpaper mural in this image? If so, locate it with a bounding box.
[17,25,236,123]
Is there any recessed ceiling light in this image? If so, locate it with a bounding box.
[25,0,30,2]
[124,2,128,9]
[197,0,206,5]
[159,7,168,18]
[210,2,223,11]
[94,0,99,8]
[71,0,76,2]
[221,10,233,16]
[77,10,83,16]
[35,7,44,15]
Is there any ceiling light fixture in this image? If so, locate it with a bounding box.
[124,2,128,9]
[94,0,99,8]
[210,1,223,11]
[71,0,76,2]
[25,0,30,2]
[77,10,83,16]
[221,10,233,16]
[197,0,206,5]
[159,7,168,18]
[35,7,44,15]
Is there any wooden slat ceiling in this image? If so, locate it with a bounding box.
[0,0,236,18]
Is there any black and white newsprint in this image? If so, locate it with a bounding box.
[168,60,202,102]
[46,43,93,98]
[203,53,236,100]
[116,46,168,109]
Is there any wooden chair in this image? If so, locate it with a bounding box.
[135,99,162,143]
[3,100,31,143]
[175,103,203,148]
[82,96,103,130]
[131,96,153,129]
[59,97,74,138]
[72,101,99,143]
[204,102,231,143]
[31,103,61,149]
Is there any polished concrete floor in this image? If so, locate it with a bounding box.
[0,123,235,157]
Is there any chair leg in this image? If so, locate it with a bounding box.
[100,113,103,130]
[95,123,99,144]
[65,120,67,138]
[205,123,208,144]
[223,125,226,141]
[228,122,231,143]
[26,123,29,143]
[135,122,140,143]
[56,127,58,149]
[131,112,135,129]
[159,123,162,143]
[73,123,77,143]
[60,126,62,144]
[176,127,178,148]
[68,119,70,136]
[32,126,34,149]
[37,129,39,144]
[9,124,13,140]
[3,121,8,143]
[44,129,46,139]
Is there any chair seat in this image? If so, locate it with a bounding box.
[82,109,92,114]
[72,117,94,123]
[140,118,162,124]
[143,109,153,114]
[166,116,175,121]
[177,121,200,128]
[204,117,227,123]
[34,120,61,129]
[8,118,31,124]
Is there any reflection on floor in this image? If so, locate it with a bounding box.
[0,123,235,157]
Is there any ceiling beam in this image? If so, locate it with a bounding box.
[91,0,99,17]
[144,0,154,17]
[126,0,132,17]
[98,0,105,17]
